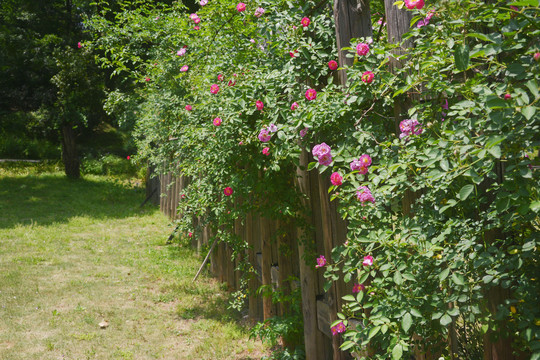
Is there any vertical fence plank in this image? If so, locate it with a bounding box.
[261,216,274,320]
[277,220,292,317]
[246,212,259,322]
[317,172,348,360]
[296,149,330,360]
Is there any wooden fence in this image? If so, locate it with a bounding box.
[147,150,351,360]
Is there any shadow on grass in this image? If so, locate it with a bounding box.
[0,173,153,229]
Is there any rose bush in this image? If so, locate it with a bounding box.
[88,0,539,358]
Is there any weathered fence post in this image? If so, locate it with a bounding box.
[333,0,373,84]
[318,173,349,360]
[261,215,274,320]
[296,148,328,360]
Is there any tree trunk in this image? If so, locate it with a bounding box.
[333,0,372,85]
[61,123,80,179]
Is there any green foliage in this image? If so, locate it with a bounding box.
[88,0,539,358]
[81,154,139,177]
[250,286,305,358]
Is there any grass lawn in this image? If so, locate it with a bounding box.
[0,164,268,359]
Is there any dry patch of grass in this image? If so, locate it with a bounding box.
[0,169,269,359]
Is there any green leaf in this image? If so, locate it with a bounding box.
[368,325,381,339]
[525,79,538,98]
[522,106,536,120]
[487,146,501,158]
[486,135,505,148]
[342,295,356,302]
[522,241,535,252]
[451,273,465,285]
[401,312,413,333]
[454,44,470,71]
[392,343,403,360]
[394,271,403,285]
[466,33,495,43]
[440,313,453,326]
[323,280,332,292]
[458,184,474,201]
[358,271,369,284]
[439,268,450,281]
[509,0,539,5]
[341,341,355,351]
[307,162,317,171]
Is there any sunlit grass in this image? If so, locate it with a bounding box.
[0,164,268,359]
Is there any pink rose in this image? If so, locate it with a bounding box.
[362,255,374,266]
[185,105,192,111]
[291,101,299,110]
[268,123,277,132]
[534,52,540,61]
[404,0,424,9]
[399,119,422,139]
[328,60,338,70]
[256,100,264,111]
[177,48,186,56]
[312,143,331,157]
[145,77,150,82]
[218,74,224,81]
[315,255,326,268]
[350,159,362,171]
[299,128,307,137]
[189,13,198,20]
[180,65,189,72]
[330,172,343,186]
[188,232,193,237]
[228,80,236,86]
[361,71,374,83]
[254,7,265,17]
[223,187,233,196]
[359,154,372,167]
[236,2,246,12]
[331,321,346,335]
[356,43,370,56]
[358,166,368,175]
[352,283,365,293]
[356,186,375,205]
[504,93,512,100]
[194,17,201,24]
[210,84,220,94]
[318,153,333,166]
[77,42,82,48]
[262,147,270,156]
[258,128,272,142]
[301,17,310,27]
[194,26,200,30]
[305,88,317,101]
[213,117,222,126]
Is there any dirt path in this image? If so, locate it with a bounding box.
[0,173,267,359]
